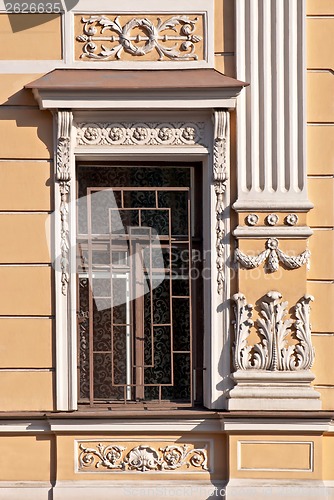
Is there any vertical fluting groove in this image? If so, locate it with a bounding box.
[290,0,299,192]
[236,0,249,193]
[262,0,272,192]
[258,0,265,191]
[271,0,278,192]
[275,0,285,193]
[250,0,260,191]
[283,0,290,192]
[245,0,252,191]
[297,0,306,192]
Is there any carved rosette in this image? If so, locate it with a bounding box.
[213,111,229,294]
[76,122,205,147]
[234,238,310,273]
[78,442,209,472]
[56,111,73,296]
[232,292,315,371]
[76,15,202,61]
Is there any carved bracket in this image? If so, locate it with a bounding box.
[56,111,73,296]
[77,15,202,61]
[78,443,208,472]
[213,110,229,294]
[232,292,315,371]
[234,238,310,273]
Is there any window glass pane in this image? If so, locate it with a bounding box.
[77,165,197,406]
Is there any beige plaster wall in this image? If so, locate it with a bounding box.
[306,2,334,409]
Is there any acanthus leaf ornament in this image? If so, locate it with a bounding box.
[213,111,229,294]
[232,292,316,372]
[234,238,310,273]
[78,442,209,472]
[77,15,202,61]
[56,111,73,296]
[79,443,126,470]
[160,444,208,471]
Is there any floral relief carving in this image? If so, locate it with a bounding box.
[76,15,202,61]
[76,122,205,147]
[56,111,72,295]
[266,213,279,226]
[213,110,229,294]
[285,213,299,226]
[246,214,259,226]
[232,292,315,371]
[78,442,208,472]
[234,238,310,273]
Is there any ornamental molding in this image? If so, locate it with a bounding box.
[234,238,310,273]
[76,122,206,147]
[78,443,208,472]
[76,15,202,61]
[56,111,73,295]
[232,292,315,372]
[213,110,229,294]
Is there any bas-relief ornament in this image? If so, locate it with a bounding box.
[78,443,208,472]
[213,110,229,295]
[76,122,205,147]
[246,214,259,226]
[232,292,315,372]
[286,213,299,226]
[234,238,310,273]
[77,15,202,61]
[266,213,279,226]
[56,111,73,295]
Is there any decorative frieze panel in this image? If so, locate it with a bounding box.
[234,238,310,272]
[75,14,204,62]
[232,292,315,372]
[76,122,206,147]
[78,442,208,472]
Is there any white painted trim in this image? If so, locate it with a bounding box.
[0,483,52,500]
[48,105,234,410]
[0,421,50,433]
[35,90,239,111]
[221,418,334,433]
[53,480,225,500]
[0,417,333,434]
[225,479,331,500]
[49,418,221,433]
[233,225,313,239]
[0,479,332,500]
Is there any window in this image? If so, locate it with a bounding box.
[76,163,203,407]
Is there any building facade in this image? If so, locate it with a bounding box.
[0,0,333,498]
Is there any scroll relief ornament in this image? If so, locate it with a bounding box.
[78,443,208,472]
[76,122,205,147]
[234,238,310,273]
[56,111,72,296]
[232,292,315,372]
[214,111,229,295]
[76,16,202,61]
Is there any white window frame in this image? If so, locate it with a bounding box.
[41,89,241,411]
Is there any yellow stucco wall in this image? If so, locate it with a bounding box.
[0,3,332,490]
[306,1,334,409]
